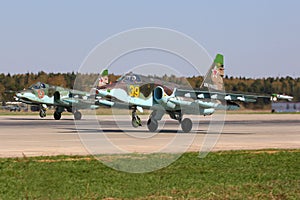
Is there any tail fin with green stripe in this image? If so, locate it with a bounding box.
[201,54,224,91]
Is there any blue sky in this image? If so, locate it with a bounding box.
[0,0,299,78]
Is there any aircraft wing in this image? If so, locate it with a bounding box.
[175,89,293,102]
[62,97,100,109]
[175,53,293,103]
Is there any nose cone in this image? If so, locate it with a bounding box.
[16,91,23,98]
[15,91,25,101]
[16,89,32,98]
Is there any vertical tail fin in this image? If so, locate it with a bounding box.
[98,69,109,87]
[200,54,224,91]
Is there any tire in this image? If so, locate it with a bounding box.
[131,116,141,128]
[181,118,192,133]
[39,110,46,118]
[74,111,82,120]
[54,111,61,120]
[147,118,158,132]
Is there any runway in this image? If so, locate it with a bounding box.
[0,114,299,157]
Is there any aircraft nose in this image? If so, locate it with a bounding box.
[16,89,30,97]
[16,91,22,97]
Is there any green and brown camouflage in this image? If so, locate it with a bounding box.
[15,82,98,120]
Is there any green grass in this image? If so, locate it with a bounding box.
[0,150,299,199]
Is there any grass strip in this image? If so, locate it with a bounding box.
[0,149,299,199]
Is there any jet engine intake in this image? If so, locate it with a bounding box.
[153,86,176,109]
[154,86,164,102]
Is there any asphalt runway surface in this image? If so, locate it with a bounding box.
[0,114,299,157]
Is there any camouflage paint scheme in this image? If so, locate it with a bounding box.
[15,82,98,120]
[95,54,293,132]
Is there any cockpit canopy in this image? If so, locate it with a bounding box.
[29,82,47,90]
[116,73,142,83]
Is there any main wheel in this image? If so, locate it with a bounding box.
[131,116,141,128]
[39,110,46,118]
[147,118,158,132]
[181,118,192,133]
[74,111,82,120]
[54,111,61,120]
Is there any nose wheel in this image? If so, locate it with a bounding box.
[39,109,46,118]
[131,108,141,128]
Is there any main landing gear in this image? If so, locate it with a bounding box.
[73,110,82,120]
[173,113,192,133]
[131,107,142,128]
[168,111,193,133]
[68,107,82,120]
[147,110,159,132]
[180,118,192,133]
[147,118,158,132]
[53,107,64,120]
[130,107,193,133]
[54,111,61,120]
[53,107,82,120]
[146,111,193,133]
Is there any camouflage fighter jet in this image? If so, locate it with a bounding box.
[96,54,293,132]
[15,82,99,120]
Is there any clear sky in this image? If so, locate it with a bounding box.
[0,0,299,78]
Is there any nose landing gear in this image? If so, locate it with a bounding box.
[39,109,46,118]
[39,104,47,118]
[131,107,141,128]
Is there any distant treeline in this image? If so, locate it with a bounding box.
[1,72,299,109]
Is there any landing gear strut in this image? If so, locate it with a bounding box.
[131,107,141,128]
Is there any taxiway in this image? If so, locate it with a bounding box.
[0,114,299,157]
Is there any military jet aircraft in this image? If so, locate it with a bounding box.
[95,54,293,132]
[15,82,98,120]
